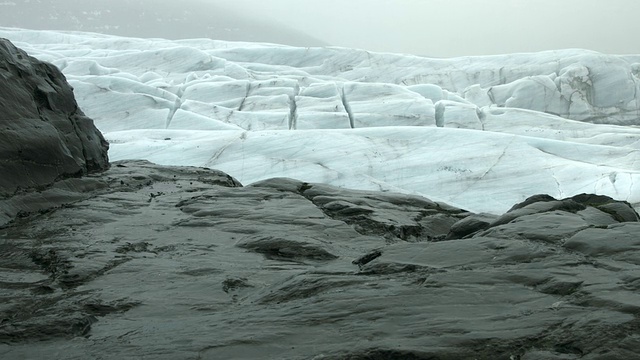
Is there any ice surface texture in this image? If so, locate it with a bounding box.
[1,28,638,214]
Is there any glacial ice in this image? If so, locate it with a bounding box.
[1,27,638,214]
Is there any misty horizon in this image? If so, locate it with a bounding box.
[1,0,639,57]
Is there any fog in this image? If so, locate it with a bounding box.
[2,0,639,57]
[0,0,327,47]
[213,0,640,57]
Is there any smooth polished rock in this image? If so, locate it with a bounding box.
[1,161,639,359]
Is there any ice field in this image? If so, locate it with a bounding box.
[1,27,638,214]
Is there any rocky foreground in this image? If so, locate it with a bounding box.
[1,37,640,359]
[1,161,640,359]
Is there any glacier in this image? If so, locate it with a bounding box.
[1,27,638,214]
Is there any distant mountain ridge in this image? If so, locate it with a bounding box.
[0,0,327,46]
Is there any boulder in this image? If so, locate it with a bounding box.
[0,38,109,199]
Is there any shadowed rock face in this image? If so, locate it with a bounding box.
[0,0,327,47]
[1,160,639,359]
[0,38,109,199]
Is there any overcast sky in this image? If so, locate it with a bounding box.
[212,0,640,57]
[2,0,639,57]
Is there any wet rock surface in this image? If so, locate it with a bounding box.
[1,160,639,359]
[0,38,109,202]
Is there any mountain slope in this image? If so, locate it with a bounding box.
[0,0,326,47]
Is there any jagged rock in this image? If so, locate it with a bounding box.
[445,212,497,239]
[0,38,109,200]
[1,161,639,359]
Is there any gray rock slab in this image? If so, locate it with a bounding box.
[1,161,639,359]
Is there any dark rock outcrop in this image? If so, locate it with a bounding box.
[0,38,109,200]
[1,160,639,359]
